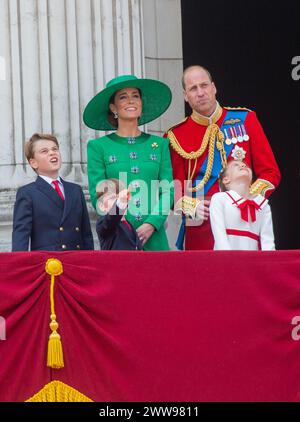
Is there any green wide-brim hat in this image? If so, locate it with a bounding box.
[83,74,172,130]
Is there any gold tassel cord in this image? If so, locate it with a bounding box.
[45,258,64,369]
[188,157,199,182]
[216,129,227,170]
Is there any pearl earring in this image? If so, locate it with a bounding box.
[114,112,118,119]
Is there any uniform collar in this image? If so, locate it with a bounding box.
[191,102,223,126]
[226,189,268,209]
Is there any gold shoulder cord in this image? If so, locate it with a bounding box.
[167,128,210,161]
[168,124,227,192]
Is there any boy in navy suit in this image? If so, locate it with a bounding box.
[96,179,142,250]
[12,133,94,251]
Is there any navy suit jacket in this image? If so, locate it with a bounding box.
[96,203,142,250]
[12,176,94,251]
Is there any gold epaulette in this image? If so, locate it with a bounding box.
[224,106,252,112]
[165,117,188,133]
[250,179,275,196]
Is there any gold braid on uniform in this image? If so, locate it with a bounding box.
[168,127,210,161]
[250,178,275,196]
[168,124,227,192]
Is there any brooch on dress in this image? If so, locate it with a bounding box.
[108,155,117,163]
[127,137,136,144]
[131,166,140,174]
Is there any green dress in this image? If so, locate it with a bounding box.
[87,132,174,250]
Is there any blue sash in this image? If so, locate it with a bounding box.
[176,110,248,250]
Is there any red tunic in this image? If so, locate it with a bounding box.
[167,107,281,250]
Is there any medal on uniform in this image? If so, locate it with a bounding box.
[229,127,237,144]
[224,128,231,145]
[236,126,243,142]
[241,124,249,141]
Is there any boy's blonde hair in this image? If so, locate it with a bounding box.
[25,133,59,162]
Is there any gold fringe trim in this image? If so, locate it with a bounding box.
[26,380,93,402]
[45,259,64,369]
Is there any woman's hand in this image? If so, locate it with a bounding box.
[136,223,155,247]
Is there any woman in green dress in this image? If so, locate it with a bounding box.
[83,74,174,250]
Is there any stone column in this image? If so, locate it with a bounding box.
[142,0,184,136]
[0,0,145,251]
[0,0,12,181]
[142,0,184,249]
[0,0,184,251]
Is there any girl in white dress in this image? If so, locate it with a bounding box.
[210,160,275,250]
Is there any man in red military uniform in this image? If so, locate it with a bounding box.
[167,65,281,250]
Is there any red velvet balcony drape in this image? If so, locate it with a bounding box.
[0,250,300,401]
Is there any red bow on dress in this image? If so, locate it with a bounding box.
[237,199,260,222]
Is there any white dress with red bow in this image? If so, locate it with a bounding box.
[210,190,275,250]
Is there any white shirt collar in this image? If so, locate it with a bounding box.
[39,175,62,186]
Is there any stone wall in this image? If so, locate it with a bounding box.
[0,0,183,251]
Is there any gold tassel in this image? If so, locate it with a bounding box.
[45,259,64,369]
[47,316,64,368]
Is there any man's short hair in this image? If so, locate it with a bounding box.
[182,65,213,89]
[25,133,59,162]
